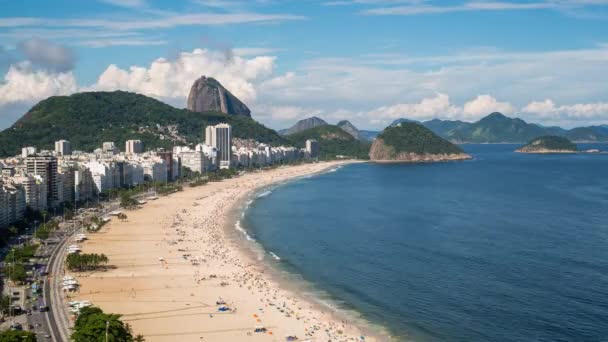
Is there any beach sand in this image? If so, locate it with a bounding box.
[71,161,381,342]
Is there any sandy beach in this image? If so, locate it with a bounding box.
[70,161,381,342]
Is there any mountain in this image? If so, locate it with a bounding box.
[390,118,420,126]
[279,117,328,136]
[359,130,380,141]
[336,120,368,141]
[415,113,608,143]
[369,122,471,162]
[516,136,577,153]
[565,127,608,142]
[0,91,288,157]
[421,119,471,138]
[187,76,251,117]
[287,125,370,159]
[444,112,551,143]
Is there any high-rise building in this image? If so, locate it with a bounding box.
[57,165,75,204]
[126,140,143,154]
[205,123,232,169]
[157,151,175,181]
[74,166,95,202]
[306,139,320,159]
[21,147,36,158]
[102,142,119,155]
[25,155,58,208]
[55,140,72,156]
[13,175,47,212]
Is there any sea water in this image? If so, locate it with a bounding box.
[242,144,608,341]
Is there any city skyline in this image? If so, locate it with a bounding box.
[1,0,608,130]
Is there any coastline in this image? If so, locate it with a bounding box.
[71,160,386,342]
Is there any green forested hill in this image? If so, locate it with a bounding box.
[0,91,289,156]
[287,125,370,159]
[378,122,464,155]
[517,136,577,152]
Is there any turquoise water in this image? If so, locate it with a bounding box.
[242,144,608,341]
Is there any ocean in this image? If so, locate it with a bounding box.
[240,144,608,341]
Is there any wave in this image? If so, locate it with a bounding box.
[269,251,281,261]
[257,190,272,198]
[234,220,255,242]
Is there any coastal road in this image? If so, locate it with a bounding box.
[45,225,78,342]
[43,192,155,341]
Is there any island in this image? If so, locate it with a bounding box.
[516,135,577,153]
[369,122,472,162]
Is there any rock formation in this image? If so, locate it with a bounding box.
[187,76,251,117]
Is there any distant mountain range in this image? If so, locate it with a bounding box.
[280,113,608,145]
[389,113,608,143]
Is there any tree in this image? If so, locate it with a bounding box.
[66,253,109,272]
[0,330,37,342]
[120,193,137,209]
[9,264,27,283]
[0,295,11,318]
[117,213,128,222]
[72,306,134,342]
[134,335,145,342]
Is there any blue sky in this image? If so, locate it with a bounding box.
[0,0,608,130]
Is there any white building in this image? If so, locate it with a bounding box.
[205,124,232,169]
[13,175,47,212]
[21,147,37,158]
[126,140,143,154]
[55,140,72,156]
[306,139,320,159]
[102,142,119,155]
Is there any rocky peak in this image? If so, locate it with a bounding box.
[187,76,251,117]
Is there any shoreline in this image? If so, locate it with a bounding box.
[226,166,394,341]
[71,160,387,342]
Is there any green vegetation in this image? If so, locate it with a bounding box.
[518,135,577,152]
[34,221,59,240]
[0,330,37,342]
[4,245,38,264]
[208,169,238,182]
[379,123,464,155]
[0,295,11,318]
[119,193,138,209]
[287,125,370,160]
[66,253,109,272]
[2,245,39,283]
[0,91,290,157]
[72,306,136,342]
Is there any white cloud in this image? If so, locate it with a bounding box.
[463,95,515,118]
[523,99,608,119]
[91,48,277,105]
[0,61,77,106]
[366,93,460,121]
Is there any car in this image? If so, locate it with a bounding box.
[9,323,23,330]
[39,306,49,312]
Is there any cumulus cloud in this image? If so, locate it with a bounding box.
[523,99,608,121]
[463,95,515,118]
[91,48,277,105]
[17,38,76,72]
[367,93,460,121]
[0,61,77,106]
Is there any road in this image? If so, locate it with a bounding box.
[36,191,155,341]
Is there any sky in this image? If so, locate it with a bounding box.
[0,0,608,130]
